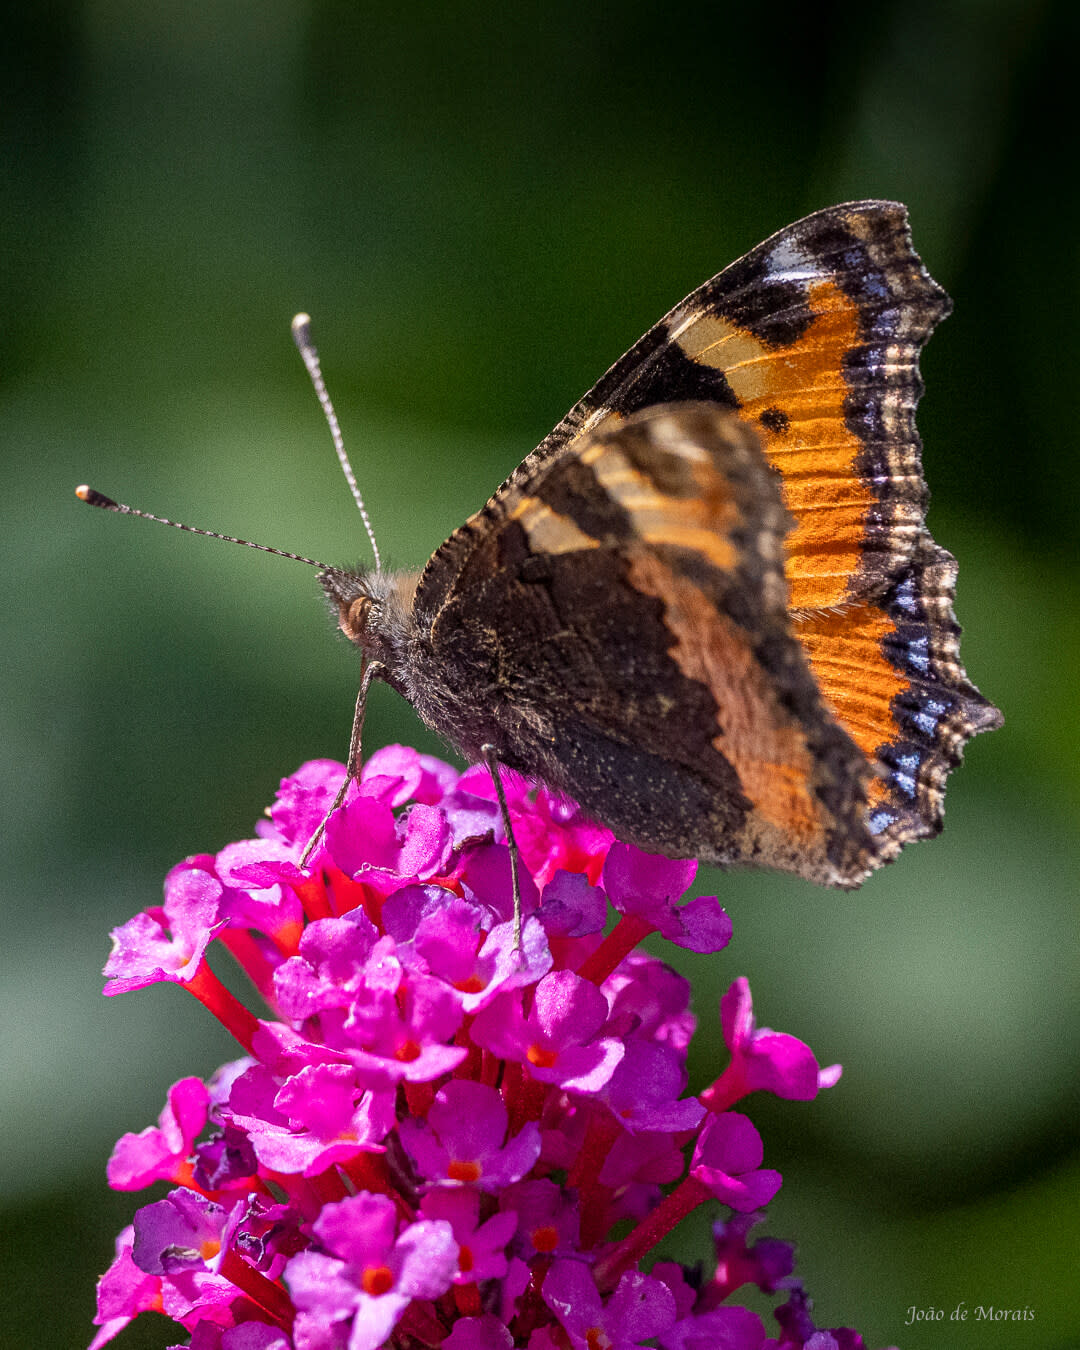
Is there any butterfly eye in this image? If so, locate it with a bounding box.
[339,595,375,643]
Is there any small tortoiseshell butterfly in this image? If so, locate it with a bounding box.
[82,200,1001,888]
[319,200,1001,887]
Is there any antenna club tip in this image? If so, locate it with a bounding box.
[76,485,117,509]
[291,312,313,344]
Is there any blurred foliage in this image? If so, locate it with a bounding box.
[3,1,1078,1348]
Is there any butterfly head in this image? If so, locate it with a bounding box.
[319,566,419,677]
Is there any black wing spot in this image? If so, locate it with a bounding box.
[759,407,789,434]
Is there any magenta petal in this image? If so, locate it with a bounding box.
[603,1042,705,1133]
[604,1270,678,1343]
[663,893,733,953]
[481,1120,541,1188]
[220,1324,292,1350]
[691,1114,783,1212]
[744,1031,821,1100]
[273,1062,359,1136]
[324,793,397,874]
[544,1039,624,1093]
[602,842,698,913]
[671,1304,767,1350]
[266,760,347,847]
[103,864,223,992]
[541,1258,602,1329]
[349,1291,412,1350]
[314,1192,398,1268]
[693,1113,765,1175]
[107,1077,209,1190]
[360,744,427,805]
[538,870,608,937]
[460,843,540,922]
[721,978,755,1047]
[91,1227,162,1348]
[717,979,827,1103]
[428,1080,509,1158]
[395,803,453,876]
[532,969,607,1042]
[285,1248,361,1320]
[443,1314,515,1350]
[393,1218,459,1298]
[132,1189,228,1275]
[703,1167,783,1213]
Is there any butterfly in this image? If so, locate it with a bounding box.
[315,200,1001,889]
[79,200,1001,889]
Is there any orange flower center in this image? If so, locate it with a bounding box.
[453,975,486,994]
[530,1225,559,1253]
[526,1043,559,1069]
[361,1264,395,1297]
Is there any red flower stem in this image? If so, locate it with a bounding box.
[576,914,655,986]
[567,1113,618,1195]
[574,1117,618,1250]
[218,929,278,1005]
[293,873,334,922]
[501,1059,526,1133]
[398,1299,448,1345]
[593,1174,711,1290]
[454,1282,483,1317]
[479,1048,501,1088]
[404,1079,436,1119]
[341,1151,393,1196]
[309,1167,349,1206]
[219,1249,294,1329]
[698,1066,742,1114]
[263,1170,325,1223]
[512,1256,554,1340]
[183,961,260,1053]
[327,867,380,923]
[451,1031,483,1082]
[519,1069,548,1126]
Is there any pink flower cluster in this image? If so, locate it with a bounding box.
[92,749,889,1350]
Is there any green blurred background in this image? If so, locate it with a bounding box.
[4,1,1078,1346]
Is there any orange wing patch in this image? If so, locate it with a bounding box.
[675,280,873,611]
[793,601,906,784]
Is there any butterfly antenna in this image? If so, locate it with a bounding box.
[74,486,343,573]
[291,312,382,574]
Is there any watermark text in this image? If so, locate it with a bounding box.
[904,1301,1036,1325]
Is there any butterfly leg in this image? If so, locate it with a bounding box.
[480,743,523,950]
[299,659,386,868]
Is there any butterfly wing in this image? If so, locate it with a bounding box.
[408,405,876,887]
[410,203,1000,883]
